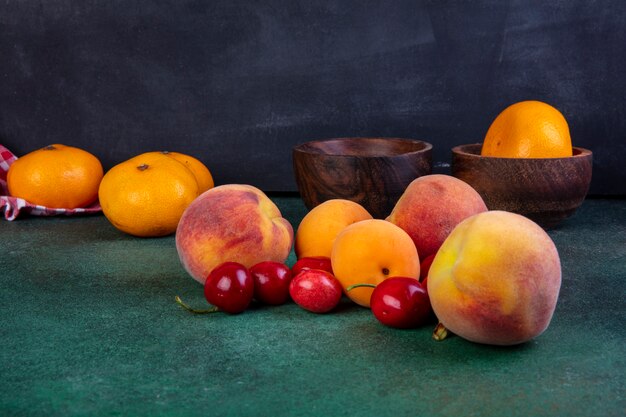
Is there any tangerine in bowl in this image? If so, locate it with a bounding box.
[452,101,592,228]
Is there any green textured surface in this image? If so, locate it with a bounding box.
[1,197,624,417]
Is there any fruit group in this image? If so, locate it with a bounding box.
[331,219,420,307]
[295,199,372,259]
[352,277,432,329]
[162,151,214,193]
[204,262,254,314]
[250,261,293,305]
[427,210,562,345]
[289,269,343,313]
[386,174,488,260]
[7,144,103,208]
[99,152,199,237]
[176,184,293,284]
[481,100,572,158]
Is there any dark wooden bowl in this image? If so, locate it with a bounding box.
[293,138,432,219]
[451,143,593,228]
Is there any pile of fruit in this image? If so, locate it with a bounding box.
[171,100,567,346]
[4,100,570,347]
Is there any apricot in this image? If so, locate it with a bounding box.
[386,174,487,260]
[176,184,293,284]
[427,211,561,345]
[295,199,372,259]
[331,219,420,307]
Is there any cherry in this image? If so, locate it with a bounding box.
[419,254,436,283]
[289,269,343,313]
[291,256,333,277]
[249,261,293,305]
[203,262,254,313]
[348,277,432,328]
[176,262,254,314]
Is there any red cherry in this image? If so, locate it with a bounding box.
[203,262,254,314]
[175,262,254,314]
[291,256,333,277]
[250,261,293,305]
[419,254,436,283]
[289,269,342,313]
[350,277,432,328]
[373,277,432,328]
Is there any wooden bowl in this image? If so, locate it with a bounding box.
[293,138,432,218]
[451,143,593,228]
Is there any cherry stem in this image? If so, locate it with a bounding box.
[432,322,450,341]
[345,283,377,292]
[175,296,219,314]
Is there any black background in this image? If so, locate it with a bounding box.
[1,0,625,194]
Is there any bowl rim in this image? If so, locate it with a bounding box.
[452,143,592,160]
[293,137,433,157]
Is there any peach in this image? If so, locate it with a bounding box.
[176,184,293,284]
[331,219,420,307]
[386,174,487,260]
[295,199,373,259]
[427,211,561,345]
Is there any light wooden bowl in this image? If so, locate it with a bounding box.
[451,143,593,228]
[293,138,432,218]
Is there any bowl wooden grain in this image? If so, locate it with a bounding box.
[451,143,593,228]
[293,138,432,219]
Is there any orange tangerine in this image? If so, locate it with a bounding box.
[98,152,199,237]
[481,100,573,158]
[162,151,214,193]
[7,144,103,208]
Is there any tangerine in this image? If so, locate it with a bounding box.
[98,152,199,237]
[161,151,214,193]
[7,144,103,208]
[481,100,573,158]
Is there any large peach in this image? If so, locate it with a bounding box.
[295,199,373,259]
[386,174,487,260]
[427,211,561,345]
[331,219,420,307]
[176,184,293,284]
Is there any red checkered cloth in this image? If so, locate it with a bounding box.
[0,144,102,221]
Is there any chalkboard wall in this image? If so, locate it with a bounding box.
[1,0,625,195]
